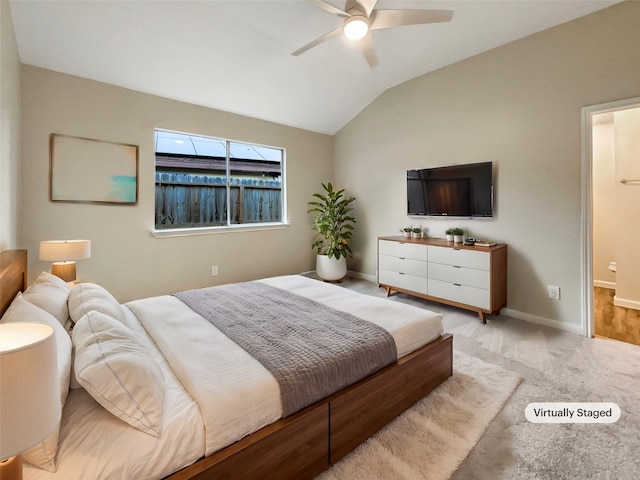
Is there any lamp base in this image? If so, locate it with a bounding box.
[51,261,76,282]
[0,454,23,480]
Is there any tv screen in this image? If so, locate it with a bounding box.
[407,162,493,217]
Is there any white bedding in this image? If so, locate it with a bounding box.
[127,275,443,457]
[24,305,206,480]
[259,275,444,358]
[24,274,443,480]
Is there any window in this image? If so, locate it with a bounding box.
[154,130,285,230]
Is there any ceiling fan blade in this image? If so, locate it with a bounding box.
[346,0,378,17]
[360,32,379,68]
[370,9,454,30]
[308,0,349,18]
[291,26,343,56]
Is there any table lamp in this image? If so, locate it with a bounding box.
[0,322,59,480]
[39,239,91,282]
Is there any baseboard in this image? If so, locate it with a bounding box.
[594,280,616,290]
[501,308,583,335]
[613,296,640,311]
[347,270,377,283]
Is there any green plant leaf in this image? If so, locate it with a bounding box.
[307,182,356,259]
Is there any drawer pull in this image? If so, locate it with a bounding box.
[399,272,406,275]
[453,265,462,268]
[399,257,406,260]
[453,248,461,251]
[454,283,462,286]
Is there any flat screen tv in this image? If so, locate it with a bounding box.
[407,161,493,217]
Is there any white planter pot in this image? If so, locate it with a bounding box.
[454,235,464,243]
[411,232,422,239]
[403,232,412,238]
[446,234,454,242]
[316,254,347,282]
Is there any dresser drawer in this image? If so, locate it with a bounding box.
[428,262,489,290]
[379,255,427,277]
[428,279,490,310]
[379,269,428,295]
[428,246,489,270]
[379,240,428,261]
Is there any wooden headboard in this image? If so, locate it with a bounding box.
[0,249,28,316]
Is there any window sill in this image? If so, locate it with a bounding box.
[151,222,291,238]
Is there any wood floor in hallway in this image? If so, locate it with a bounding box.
[594,286,640,346]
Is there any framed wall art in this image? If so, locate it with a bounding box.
[49,133,139,205]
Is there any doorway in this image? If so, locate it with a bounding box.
[581,97,640,343]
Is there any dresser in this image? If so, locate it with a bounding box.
[378,236,507,323]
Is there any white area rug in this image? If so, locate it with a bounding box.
[317,352,522,480]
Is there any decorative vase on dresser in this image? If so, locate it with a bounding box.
[377,236,508,323]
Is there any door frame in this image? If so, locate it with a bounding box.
[580,96,640,337]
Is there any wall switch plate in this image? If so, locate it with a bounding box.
[548,285,560,300]
[211,265,219,276]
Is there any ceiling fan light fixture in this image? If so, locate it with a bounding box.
[343,15,369,41]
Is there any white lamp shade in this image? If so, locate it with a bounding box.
[0,322,60,460]
[39,240,91,262]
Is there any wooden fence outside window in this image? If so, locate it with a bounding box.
[155,172,282,228]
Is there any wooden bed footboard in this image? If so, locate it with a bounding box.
[168,334,453,480]
[329,333,453,464]
[168,402,329,480]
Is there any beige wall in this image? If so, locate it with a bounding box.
[334,1,640,330]
[8,1,640,327]
[20,66,333,302]
[0,0,21,250]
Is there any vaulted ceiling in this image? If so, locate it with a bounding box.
[9,0,620,134]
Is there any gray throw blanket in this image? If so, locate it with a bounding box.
[175,281,397,417]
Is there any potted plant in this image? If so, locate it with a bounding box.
[453,228,465,243]
[445,228,456,242]
[307,182,356,281]
[411,227,422,239]
[401,227,413,238]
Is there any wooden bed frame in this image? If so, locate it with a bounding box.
[0,249,453,480]
[0,249,27,315]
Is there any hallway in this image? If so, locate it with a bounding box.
[594,286,640,346]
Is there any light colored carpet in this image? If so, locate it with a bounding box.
[317,352,522,480]
[338,277,640,479]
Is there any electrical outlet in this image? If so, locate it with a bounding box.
[548,285,560,300]
[211,265,219,276]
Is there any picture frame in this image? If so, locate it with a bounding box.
[49,133,139,205]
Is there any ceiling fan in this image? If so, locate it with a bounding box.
[291,0,454,68]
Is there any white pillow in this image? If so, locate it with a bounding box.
[1,294,72,472]
[72,311,165,437]
[68,347,84,389]
[21,271,71,327]
[68,282,126,325]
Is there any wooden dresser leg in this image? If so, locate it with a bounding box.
[478,311,486,324]
[379,285,392,297]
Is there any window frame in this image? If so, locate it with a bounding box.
[153,129,288,236]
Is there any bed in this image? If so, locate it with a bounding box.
[0,249,453,480]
